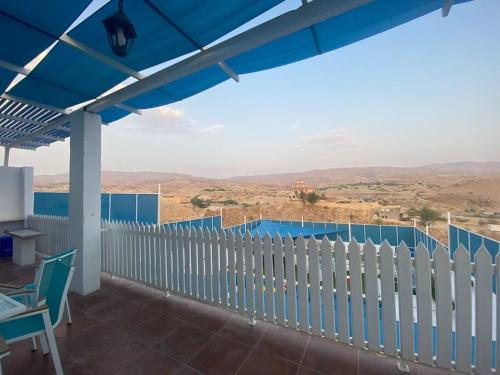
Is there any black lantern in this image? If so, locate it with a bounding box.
[102,0,137,57]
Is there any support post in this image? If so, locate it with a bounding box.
[3,147,9,166]
[69,110,102,295]
[157,184,161,226]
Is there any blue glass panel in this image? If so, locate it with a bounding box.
[137,194,158,224]
[484,238,500,259]
[449,225,459,255]
[337,224,350,241]
[458,228,469,249]
[101,194,110,220]
[365,225,381,245]
[34,192,68,217]
[397,226,415,248]
[213,216,222,230]
[110,194,136,222]
[351,224,365,243]
[381,226,398,246]
[469,233,483,255]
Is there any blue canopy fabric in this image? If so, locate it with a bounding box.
[0,68,16,93]
[125,66,229,109]
[68,0,284,72]
[0,1,91,67]
[227,0,471,74]
[10,43,129,109]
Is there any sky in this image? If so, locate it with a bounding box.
[4,0,500,178]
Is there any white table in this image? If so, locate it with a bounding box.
[7,229,44,266]
[0,292,27,321]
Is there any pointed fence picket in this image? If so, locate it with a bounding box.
[27,214,500,374]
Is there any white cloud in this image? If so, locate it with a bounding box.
[299,128,361,148]
[196,125,225,134]
[115,106,224,135]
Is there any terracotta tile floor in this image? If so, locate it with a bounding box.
[0,258,453,375]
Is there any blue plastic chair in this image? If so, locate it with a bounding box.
[0,248,77,352]
[0,248,76,324]
[0,261,75,375]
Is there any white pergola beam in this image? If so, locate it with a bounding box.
[114,103,142,115]
[0,112,67,130]
[88,0,373,113]
[0,126,65,141]
[0,59,31,76]
[442,0,454,17]
[217,62,239,82]
[59,34,145,80]
[1,93,70,115]
[6,112,73,149]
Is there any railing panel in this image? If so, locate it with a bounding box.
[396,242,414,361]
[244,231,255,318]
[204,228,213,302]
[364,240,380,351]
[380,241,397,356]
[227,231,237,309]
[415,244,433,366]
[334,239,349,343]
[254,233,265,320]
[274,234,286,326]
[212,228,220,305]
[219,229,228,307]
[296,236,308,332]
[263,234,274,322]
[236,232,245,313]
[434,245,453,368]
[320,237,335,340]
[308,238,321,336]
[27,215,499,375]
[475,246,493,375]
[454,245,472,373]
[348,241,364,347]
[284,235,297,329]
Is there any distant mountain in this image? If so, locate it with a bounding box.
[35,162,500,188]
[35,170,209,187]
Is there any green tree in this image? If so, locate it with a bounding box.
[306,192,320,205]
[419,207,441,227]
[191,196,211,208]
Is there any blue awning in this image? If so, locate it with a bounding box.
[0,1,91,67]
[227,0,471,74]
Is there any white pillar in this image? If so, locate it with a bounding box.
[3,147,9,166]
[22,167,33,227]
[69,110,102,295]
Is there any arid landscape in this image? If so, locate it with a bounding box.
[35,161,500,244]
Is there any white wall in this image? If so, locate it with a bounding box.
[0,166,33,222]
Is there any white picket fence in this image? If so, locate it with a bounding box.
[27,215,499,374]
[27,215,70,256]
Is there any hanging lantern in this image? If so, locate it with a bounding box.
[102,0,137,57]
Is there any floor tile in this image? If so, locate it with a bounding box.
[254,324,308,363]
[154,324,213,362]
[128,313,184,346]
[237,349,298,375]
[189,335,251,375]
[218,315,267,347]
[300,336,357,375]
[121,348,183,375]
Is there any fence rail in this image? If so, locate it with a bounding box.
[28,215,499,374]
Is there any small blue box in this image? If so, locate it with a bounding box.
[0,235,13,257]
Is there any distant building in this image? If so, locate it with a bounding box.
[161,196,181,204]
[291,179,315,199]
[374,205,401,221]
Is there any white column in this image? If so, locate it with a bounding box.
[22,167,33,227]
[69,110,102,295]
[3,147,9,166]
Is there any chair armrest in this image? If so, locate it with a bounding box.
[4,288,34,297]
[0,283,25,290]
[1,304,48,323]
[0,334,9,356]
